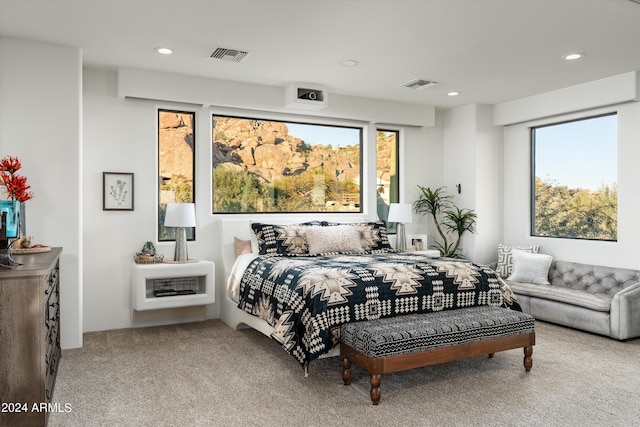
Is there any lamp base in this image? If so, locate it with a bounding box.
[173,227,189,262]
[396,223,407,251]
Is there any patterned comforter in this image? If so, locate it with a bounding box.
[237,252,521,370]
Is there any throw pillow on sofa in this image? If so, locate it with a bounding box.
[496,243,540,278]
[507,249,553,285]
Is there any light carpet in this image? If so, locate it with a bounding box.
[49,319,640,427]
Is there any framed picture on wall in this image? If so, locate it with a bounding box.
[407,233,428,251]
[103,172,134,211]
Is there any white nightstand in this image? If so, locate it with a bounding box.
[410,250,440,257]
[131,260,215,311]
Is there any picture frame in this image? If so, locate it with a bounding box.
[407,233,428,251]
[103,172,134,211]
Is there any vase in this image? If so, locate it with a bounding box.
[0,200,20,239]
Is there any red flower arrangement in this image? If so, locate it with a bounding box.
[0,155,34,202]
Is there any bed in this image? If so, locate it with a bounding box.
[220,218,521,373]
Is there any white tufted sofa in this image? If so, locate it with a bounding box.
[502,260,640,340]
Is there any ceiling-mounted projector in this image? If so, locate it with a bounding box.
[285,83,328,110]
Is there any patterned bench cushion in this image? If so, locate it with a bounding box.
[341,306,535,359]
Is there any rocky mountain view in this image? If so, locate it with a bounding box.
[212,117,360,185]
[158,112,194,182]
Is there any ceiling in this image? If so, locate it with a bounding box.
[1,0,639,110]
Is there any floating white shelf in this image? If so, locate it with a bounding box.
[131,260,215,311]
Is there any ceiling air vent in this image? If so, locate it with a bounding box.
[402,79,438,90]
[210,47,250,63]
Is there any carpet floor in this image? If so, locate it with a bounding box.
[48,319,640,427]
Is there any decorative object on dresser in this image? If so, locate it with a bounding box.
[1,155,35,268]
[102,172,134,211]
[413,185,476,258]
[0,247,62,427]
[387,202,412,250]
[164,203,196,262]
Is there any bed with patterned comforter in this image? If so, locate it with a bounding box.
[236,251,521,371]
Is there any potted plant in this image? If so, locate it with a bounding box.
[413,185,477,258]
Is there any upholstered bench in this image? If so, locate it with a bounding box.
[340,306,535,404]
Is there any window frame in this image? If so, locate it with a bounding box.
[530,112,617,241]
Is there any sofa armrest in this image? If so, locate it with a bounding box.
[610,281,640,340]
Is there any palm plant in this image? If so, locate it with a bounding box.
[413,185,477,258]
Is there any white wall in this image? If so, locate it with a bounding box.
[0,38,83,349]
[442,104,502,263]
[502,102,640,270]
[82,66,442,332]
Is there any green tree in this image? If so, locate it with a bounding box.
[213,167,270,212]
[534,177,617,240]
[160,174,193,203]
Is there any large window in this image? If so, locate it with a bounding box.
[531,113,617,241]
[158,110,195,241]
[376,129,399,232]
[212,115,362,213]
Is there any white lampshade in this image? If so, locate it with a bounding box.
[388,203,412,223]
[164,203,196,227]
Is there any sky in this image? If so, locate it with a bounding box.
[534,114,617,191]
[286,122,361,147]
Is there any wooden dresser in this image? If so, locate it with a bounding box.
[0,247,62,427]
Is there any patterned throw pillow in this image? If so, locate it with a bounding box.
[496,243,540,278]
[251,221,326,255]
[350,221,394,254]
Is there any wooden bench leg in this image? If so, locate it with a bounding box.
[370,374,381,405]
[341,357,352,385]
[523,346,533,372]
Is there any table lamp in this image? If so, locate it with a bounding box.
[164,203,196,262]
[388,203,412,251]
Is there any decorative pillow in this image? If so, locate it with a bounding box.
[305,225,364,255]
[350,221,394,253]
[507,250,553,285]
[496,244,540,278]
[250,221,325,255]
[233,237,253,258]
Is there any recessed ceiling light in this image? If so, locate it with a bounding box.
[448,91,460,96]
[156,47,173,55]
[564,53,584,61]
[341,59,359,67]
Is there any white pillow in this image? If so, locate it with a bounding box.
[305,225,364,255]
[507,249,553,285]
[496,244,540,278]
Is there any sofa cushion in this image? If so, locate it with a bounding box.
[507,281,612,312]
